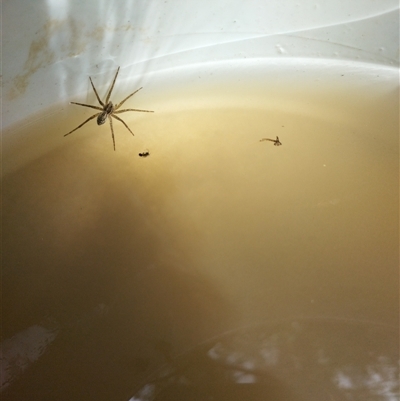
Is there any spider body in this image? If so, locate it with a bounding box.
[65,67,154,150]
[98,102,114,125]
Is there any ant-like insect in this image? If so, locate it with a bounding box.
[138,150,150,157]
[259,136,282,146]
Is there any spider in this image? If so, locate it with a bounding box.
[64,66,154,150]
[259,136,282,146]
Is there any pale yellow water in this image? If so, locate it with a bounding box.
[2,74,399,400]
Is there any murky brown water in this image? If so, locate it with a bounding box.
[2,72,398,400]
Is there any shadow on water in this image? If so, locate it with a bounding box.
[1,144,236,400]
[130,319,399,401]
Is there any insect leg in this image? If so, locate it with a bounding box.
[114,87,143,110]
[89,78,105,107]
[114,108,154,114]
[105,67,120,105]
[109,116,116,151]
[112,115,134,136]
[70,102,103,111]
[64,113,100,136]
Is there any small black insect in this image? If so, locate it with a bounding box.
[139,150,150,157]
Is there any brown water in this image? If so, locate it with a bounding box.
[2,74,399,400]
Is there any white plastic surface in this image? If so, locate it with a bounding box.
[2,0,399,129]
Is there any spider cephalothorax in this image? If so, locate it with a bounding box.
[65,67,154,150]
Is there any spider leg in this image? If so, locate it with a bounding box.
[111,114,134,136]
[64,113,100,136]
[109,116,116,151]
[70,101,103,111]
[89,77,105,107]
[105,66,120,105]
[114,87,143,110]
[114,108,154,114]
[259,138,274,142]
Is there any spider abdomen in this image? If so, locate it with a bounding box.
[97,102,114,125]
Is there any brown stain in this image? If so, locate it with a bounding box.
[88,26,106,42]
[65,19,87,58]
[7,20,138,101]
[119,23,136,32]
[8,20,60,100]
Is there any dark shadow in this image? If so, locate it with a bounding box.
[1,145,235,401]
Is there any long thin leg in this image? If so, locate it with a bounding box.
[112,115,134,136]
[70,101,103,111]
[64,113,100,136]
[109,116,116,151]
[89,77,105,107]
[114,108,154,114]
[114,87,142,110]
[105,67,120,105]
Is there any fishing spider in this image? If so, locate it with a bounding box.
[64,67,154,150]
[259,136,282,146]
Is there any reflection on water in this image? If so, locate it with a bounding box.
[130,319,399,401]
[0,321,59,390]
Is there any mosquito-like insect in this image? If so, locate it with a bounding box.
[64,67,154,150]
[259,136,282,146]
